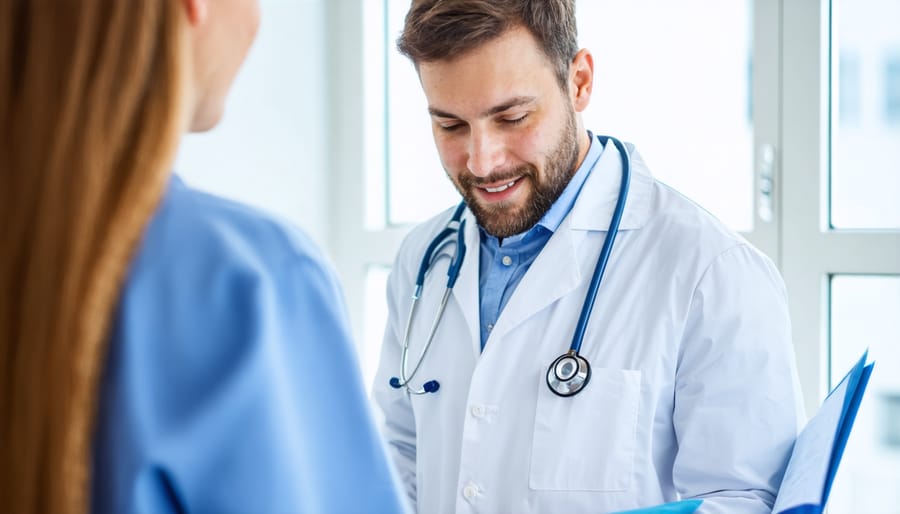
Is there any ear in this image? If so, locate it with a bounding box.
[181,0,209,26]
[569,48,594,113]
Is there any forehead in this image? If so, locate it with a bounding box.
[417,26,560,117]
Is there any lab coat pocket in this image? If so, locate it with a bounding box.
[529,368,641,491]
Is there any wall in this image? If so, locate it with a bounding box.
[174,0,331,249]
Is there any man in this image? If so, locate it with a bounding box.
[373,1,805,513]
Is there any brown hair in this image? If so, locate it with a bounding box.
[0,1,188,512]
[397,0,579,87]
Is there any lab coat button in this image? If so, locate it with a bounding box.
[501,255,512,266]
[462,483,478,500]
[471,404,485,418]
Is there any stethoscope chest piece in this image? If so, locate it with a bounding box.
[546,351,591,397]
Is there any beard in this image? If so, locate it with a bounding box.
[450,107,581,238]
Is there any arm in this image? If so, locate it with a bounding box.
[372,260,416,505]
[372,262,419,506]
[673,245,805,514]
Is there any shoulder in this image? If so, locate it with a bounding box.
[613,151,779,294]
[119,176,344,347]
[645,182,785,309]
[644,176,774,269]
[650,180,746,251]
[130,175,341,304]
[139,176,330,274]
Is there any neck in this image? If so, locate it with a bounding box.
[572,128,592,172]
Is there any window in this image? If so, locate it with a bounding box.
[838,53,861,124]
[780,1,900,511]
[575,1,755,233]
[363,266,392,389]
[830,0,900,229]
[383,2,458,225]
[886,57,900,123]
[374,0,758,233]
[827,276,900,512]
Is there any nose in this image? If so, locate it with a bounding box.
[466,128,505,178]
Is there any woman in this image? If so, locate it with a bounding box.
[0,1,406,513]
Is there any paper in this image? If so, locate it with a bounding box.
[772,350,874,514]
[772,368,850,509]
[611,499,703,514]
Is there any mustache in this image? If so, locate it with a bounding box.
[457,165,536,187]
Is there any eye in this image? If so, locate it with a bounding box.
[435,119,465,132]
[503,113,528,126]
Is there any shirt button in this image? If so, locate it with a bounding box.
[471,404,486,418]
[501,255,512,266]
[463,483,479,499]
[487,323,494,331]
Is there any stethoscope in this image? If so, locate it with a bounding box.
[390,135,631,398]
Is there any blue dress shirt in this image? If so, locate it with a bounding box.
[92,176,407,513]
[478,133,604,348]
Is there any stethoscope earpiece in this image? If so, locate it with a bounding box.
[390,376,440,394]
[546,351,591,397]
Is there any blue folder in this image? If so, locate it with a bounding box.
[772,350,874,514]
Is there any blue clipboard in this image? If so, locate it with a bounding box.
[773,350,874,514]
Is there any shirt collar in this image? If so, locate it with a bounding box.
[534,131,603,234]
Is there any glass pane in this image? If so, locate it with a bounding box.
[385,0,459,225]
[363,0,387,230]
[363,266,392,392]
[830,0,900,229]
[577,0,754,232]
[381,0,754,230]
[828,275,900,513]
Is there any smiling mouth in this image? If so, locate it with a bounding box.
[483,180,517,193]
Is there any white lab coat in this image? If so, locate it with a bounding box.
[373,141,806,514]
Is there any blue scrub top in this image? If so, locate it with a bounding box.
[93,176,407,514]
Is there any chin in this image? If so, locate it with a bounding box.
[188,102,226,133]
[189,113,224,133]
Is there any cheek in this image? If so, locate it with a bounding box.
[510,126,546,166]
[244,0,261,43]
[433,133,468,172]
[223,0,260,64]
[232,1,260,60]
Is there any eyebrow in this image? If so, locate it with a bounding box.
[428,96,537,119]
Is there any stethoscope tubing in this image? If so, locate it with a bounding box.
[393,213,467,394]
[395,287,452,393]
[568,136,631,354]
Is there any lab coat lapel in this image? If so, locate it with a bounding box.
[570,140,653,232]
[487,139,653,345]
[488,216,583,345]
[450,209,484,358]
